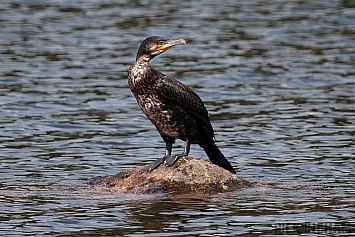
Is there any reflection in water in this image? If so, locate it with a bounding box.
[0,0,354,236]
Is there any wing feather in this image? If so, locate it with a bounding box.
[156,73,214,134]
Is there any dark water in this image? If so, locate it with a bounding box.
[1,0,355,236]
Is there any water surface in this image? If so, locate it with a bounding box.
[1,0,354,236]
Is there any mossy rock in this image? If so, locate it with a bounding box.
[89,157,254,194]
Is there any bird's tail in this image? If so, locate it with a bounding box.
[201,141,236,174]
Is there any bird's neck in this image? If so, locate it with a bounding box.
[133,57,151,74]
[129,57,154,88]
[136,54,151,63]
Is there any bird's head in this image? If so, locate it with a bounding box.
[136,36,186,62]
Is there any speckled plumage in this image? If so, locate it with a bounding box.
[128,36,235,174]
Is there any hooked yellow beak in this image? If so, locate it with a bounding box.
[157,39,186,52]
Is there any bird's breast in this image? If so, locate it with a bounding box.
[128,65,145,86]
[136,94,185,138]
[138,94,169,118]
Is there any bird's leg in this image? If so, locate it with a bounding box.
[182,139,191,156]
[141,141,173,172]
[165,140,190,166]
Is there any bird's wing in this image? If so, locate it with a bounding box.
[157,74,214,134]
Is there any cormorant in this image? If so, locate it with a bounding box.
[128,36,236,174]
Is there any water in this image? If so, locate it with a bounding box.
[1,0,354,236]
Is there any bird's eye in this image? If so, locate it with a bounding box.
[157,41,164,46]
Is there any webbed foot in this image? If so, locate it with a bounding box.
[165,154,186,166]
[165,140,190,166]
[140,157,165,172]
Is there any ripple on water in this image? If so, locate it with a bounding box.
[0,0,355,236]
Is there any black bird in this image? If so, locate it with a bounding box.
[128,36,236,174]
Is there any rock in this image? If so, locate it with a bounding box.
[88,156,254,194]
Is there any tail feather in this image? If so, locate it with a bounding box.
[201,142,236,174]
